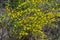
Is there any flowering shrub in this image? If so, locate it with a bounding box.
[0,0,60,40]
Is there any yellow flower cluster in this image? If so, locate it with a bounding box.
[4,0,60,40]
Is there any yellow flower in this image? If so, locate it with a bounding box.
[25,33,28,35]
[32,0,35,3]
[47,12,55,18]
[50,18,56,22]
[29,16,34,20]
